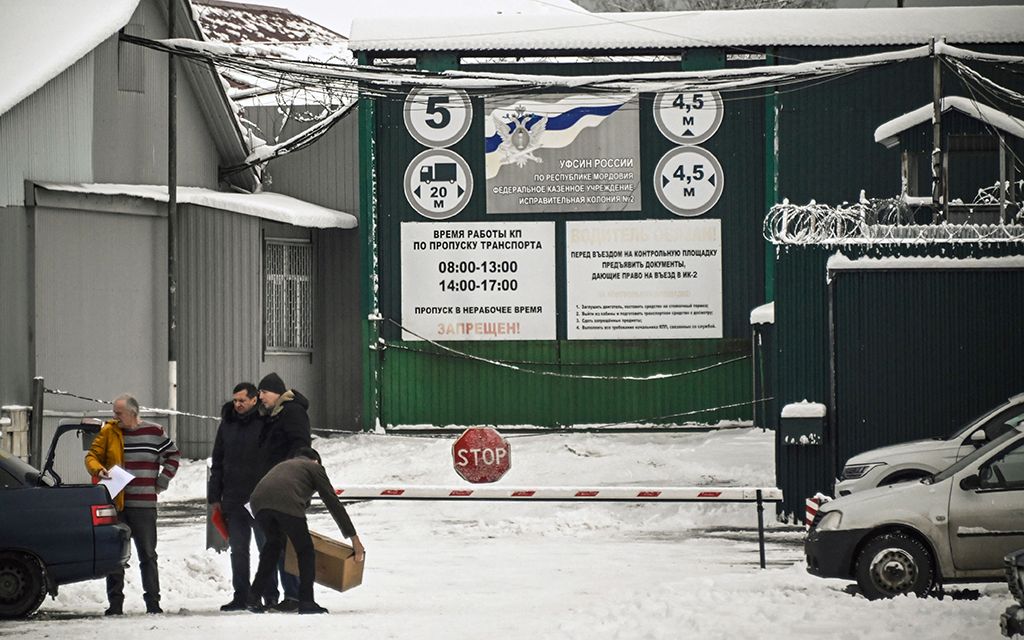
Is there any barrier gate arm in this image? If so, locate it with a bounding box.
[334,485,783,569]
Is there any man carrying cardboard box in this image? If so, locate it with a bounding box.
[246,447,365,614]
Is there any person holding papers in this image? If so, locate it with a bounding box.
[86,394,180,616]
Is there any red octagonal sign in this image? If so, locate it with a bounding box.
[453,427,511,484]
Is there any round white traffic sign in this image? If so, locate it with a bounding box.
[404,87,473,148]
[653,146,724,217]
[404,148,474,220]
[653,91,724,145]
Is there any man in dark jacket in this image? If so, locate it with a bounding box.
[255,371,312,610]
[208,382,279,611]
[257,372,312,475]
[246,448,365,615]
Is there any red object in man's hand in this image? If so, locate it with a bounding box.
[211,506,229,541]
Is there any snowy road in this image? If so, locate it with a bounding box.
[1,428,1014,639]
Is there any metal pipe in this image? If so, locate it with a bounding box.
[167,0,178,442]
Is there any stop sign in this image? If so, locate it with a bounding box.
[452,428,511,483]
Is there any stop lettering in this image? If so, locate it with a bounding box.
[452,427,511,484]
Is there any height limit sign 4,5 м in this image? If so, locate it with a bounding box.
[453,427,511,484]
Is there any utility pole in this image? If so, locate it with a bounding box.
[931,39,944,219]
[168,0,179,441]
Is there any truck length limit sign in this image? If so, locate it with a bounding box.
[401,221,557,341]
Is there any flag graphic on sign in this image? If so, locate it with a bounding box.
[484,94,636,179]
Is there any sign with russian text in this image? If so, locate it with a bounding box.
[484,93,641,214]
[565,219,723,340]
[401,221,557,341]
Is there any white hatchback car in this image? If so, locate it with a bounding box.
[836,393,1024,496]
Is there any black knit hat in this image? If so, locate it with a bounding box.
[258,372,287,395]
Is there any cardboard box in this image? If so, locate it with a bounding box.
[284,530,364,593]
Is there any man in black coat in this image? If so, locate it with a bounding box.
[255,371,312,611]
[208,382,279,611]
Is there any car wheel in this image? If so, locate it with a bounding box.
[0,551,47,619]
[854,533,934,600]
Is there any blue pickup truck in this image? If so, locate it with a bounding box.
[0,419,130,619]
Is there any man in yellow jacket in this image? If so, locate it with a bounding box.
[86,394,179,615]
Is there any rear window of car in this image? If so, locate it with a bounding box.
[0,449,38,487]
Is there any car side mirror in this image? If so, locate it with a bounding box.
[971,430,987,446]
[960,474,981,491]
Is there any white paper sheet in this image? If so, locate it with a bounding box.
[99,465,134,498]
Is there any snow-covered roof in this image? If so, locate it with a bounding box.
[349,7,1024,53]
[781,401,827,419]
[749,302,775,326]
[874,96,1024,148]
[34,182,357,229]
[193,0,346,44]
[827,252,1024,273]
[0,0,141,117]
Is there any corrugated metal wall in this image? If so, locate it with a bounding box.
[34,207,168,412]
[313,228,364,432]
[177,204,262,459]
[0,54,94,206]
[0,207,32,406]
[91,0,221,189]
[777,46,932,206]
[32,206,169,481]
[381,339,751,428]
[831,252,1024,471]
[773,242,1024,519]
[371,55,766,428]
[772,244,834,519]
[252,105,362,215]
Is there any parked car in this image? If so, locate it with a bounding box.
[806,424,1024,599]
[836,392,1024,496]
[0,419,130,619]
[1001,547,1024,637]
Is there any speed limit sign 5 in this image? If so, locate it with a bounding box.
[404,87,473,148]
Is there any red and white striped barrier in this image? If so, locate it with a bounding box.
[806,497,820,527]
[335,485,783,503]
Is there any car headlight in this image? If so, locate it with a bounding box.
[841,462,886,480]
[816,510,843,531]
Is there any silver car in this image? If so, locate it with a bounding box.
[837,393,1024,496]
[806,424,1024,599]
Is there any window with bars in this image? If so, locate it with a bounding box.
[264,240,313,353]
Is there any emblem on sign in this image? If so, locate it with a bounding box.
[493,105,547,168]
[653,146,724,217]
[404,148,474,220]
[653,91,724,145]
[404,87,473,148]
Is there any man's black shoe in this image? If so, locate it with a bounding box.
[268,598,300,613]
[245,595,266,613]
[220,599,248,612]
[146,602,163,614]
[104,604,123,616]
[298,601,328,614]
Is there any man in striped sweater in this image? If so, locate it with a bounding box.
[86,394,180,615]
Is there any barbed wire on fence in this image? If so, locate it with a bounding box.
[764,195,1024,245]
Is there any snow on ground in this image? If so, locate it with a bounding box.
[1,427,1014,639]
